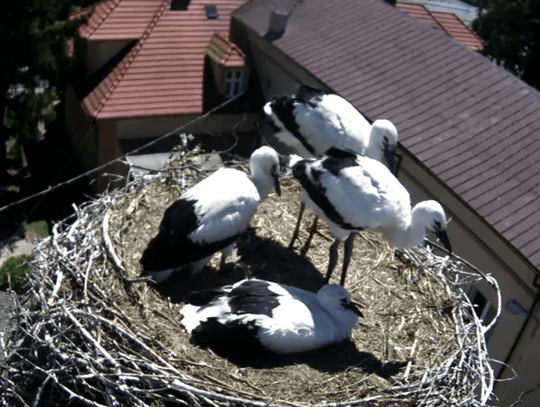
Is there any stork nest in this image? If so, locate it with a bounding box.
[1,143,500,406]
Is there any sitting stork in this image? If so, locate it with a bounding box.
[181,278,363,355]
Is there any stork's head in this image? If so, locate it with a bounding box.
[250,146,281,197]
[413,200,452,253]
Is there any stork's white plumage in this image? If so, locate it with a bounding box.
[140,147,281,283]
[264,86,399,252]
[263,86,398,168]
[181,279,363,355]
[292,148,452,285]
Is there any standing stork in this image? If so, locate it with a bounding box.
[263,86,398,168]
[181,278,363,355]
[263,86,399,252]
[291,148,452,286]
[140,146,281,283]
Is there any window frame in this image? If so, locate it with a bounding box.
[223,70,244,99]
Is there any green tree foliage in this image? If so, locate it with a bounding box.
[0,255,32,294]
[473,0,540,90]
[1,0,84,186]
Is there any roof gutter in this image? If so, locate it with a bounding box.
[495,274,540,385]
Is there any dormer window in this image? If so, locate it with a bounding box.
[205,34,247,101]
[224,70,244,99]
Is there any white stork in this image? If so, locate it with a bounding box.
[181,278,363,355]
[140,146,281,283]
[263,86,398,166]
[263,86,399,252]
[291,148,452,285]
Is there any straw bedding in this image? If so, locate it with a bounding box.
[0,144,500,406]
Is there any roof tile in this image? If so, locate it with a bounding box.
[396,2,445,31]
[78,0,163,40]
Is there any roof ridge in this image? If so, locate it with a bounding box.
[213,32,245,65]
[91,0,170,117]
[420,4,448,34]
[86,0,123,40]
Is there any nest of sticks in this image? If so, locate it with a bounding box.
[1,142,501,406]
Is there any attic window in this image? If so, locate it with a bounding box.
[224,70,244,99]
[205,5,219,20]
[170,0,191,10]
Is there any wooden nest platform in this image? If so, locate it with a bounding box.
[1,146,500,406]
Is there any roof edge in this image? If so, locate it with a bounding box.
[82,0,122,40]
[86,0,170,118]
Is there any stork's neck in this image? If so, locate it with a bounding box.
[333,312,358,342]
[364,130,384,163]
[322,305,358,342]
[383,212,425,249]
[249,167,273,201]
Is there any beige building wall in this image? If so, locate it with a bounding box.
[66,86,125,192]
[248,46,300,100]
[68,111,259,192]
[239,29,331,100]
[117,113,258,140]
[96,119,125,192]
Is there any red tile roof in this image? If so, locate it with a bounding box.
[79,0,163,40]
[232,0,540,269]
[431,11,483,52]
[396,2,445,32]
[79,0,247,118]
[207,33,246,68]
[396,2,483,51]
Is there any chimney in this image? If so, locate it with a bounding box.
[266,10,289,38]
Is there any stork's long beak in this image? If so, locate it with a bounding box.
[435,229,453,253]
[343,300,364,318]
[273,171,281,196]
[384,146,397,175]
